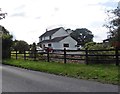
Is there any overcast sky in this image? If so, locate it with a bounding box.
[0,0,119,44]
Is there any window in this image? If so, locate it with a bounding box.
[48,44,51,47]
[40,38,42,41]
[49,36,51,39]
[63,43,69,47]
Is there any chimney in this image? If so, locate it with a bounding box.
[46,29,47,32]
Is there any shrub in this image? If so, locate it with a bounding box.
[84,42,115,64]
[1,26,13,59]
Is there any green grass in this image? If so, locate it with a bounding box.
[3,59,119,85]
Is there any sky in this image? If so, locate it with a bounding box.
[0,0,119,44]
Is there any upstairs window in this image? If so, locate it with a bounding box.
[49,36,51,39]
[40,37,42,41]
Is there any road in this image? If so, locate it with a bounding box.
[1,64,118,92]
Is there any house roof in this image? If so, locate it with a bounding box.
[39,27,62,38]
[39,36,68,43]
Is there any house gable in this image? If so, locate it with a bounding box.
[52,27,69,39]
[52,36,77,50]
[58,36,77,50]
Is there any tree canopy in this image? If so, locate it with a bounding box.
[12,40,30,53]
[0,9,13,58]
[0,8,7,20]
[70,28,94,47]
[105,7,120,47]
[0,25,13,58]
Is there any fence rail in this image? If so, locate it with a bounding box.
[10,48,120,66]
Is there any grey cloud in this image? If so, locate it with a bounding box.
[98,1,118,8]
[54,7,59,12]
[87,21,104,29]
[87,1,118,8]
[35,16,41,19]
[14,5,26,11]
[10,12,26,17]
[10,4,26,17]
[94,35,99,38]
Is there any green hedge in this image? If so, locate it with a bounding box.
[84,42,115,64]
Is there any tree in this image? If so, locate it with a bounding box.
[12,40,29,53]
[0,8,7,20]
[105,7,120,47]
[0,25,13,58]
[29,42,37,58]
[70,28,94,47]
[0,9,13,59]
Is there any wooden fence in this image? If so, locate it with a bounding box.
[10,48,120,66]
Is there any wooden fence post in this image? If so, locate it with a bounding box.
[115,47,119,66]
[34,49,36,61]
[24,50,26,60]
[85,48,88,65]
[47,48,50,62]
[16,50,17,60]
[10,50,11,59]
[64,48,66,64]
[9,49,11,59]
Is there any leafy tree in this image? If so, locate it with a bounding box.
[0,25,13,58]
[0,8,12,59]
[29,42,37,58]
[0,8,7,20]
[105,7,120,47]
[12,40,29,53]
[31,42,36,51]
[70,28,94,47]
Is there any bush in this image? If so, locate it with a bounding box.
[84,42,115,64]
[12,40,29,53]
[1,26,13,59]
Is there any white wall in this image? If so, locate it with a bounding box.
[43,43,49,48]
[42,42,61,49]
[39,27,69,42]
[52,42,61,49]
[40,36,50,42]
[42,37,44,41]
[60,36,77,50]
[52,27,69,39]
[41,36,77,50]
[44,36,49,40]
[51,36,77,50]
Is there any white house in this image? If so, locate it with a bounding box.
[39,27,77,50]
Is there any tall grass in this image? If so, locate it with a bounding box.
[3,59,119,85]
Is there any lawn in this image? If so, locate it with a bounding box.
[3,59,119,85]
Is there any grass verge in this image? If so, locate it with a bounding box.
[3,59,119,85]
